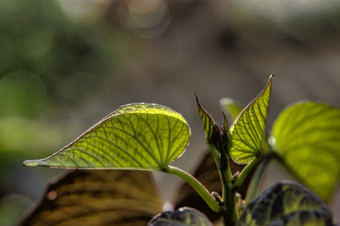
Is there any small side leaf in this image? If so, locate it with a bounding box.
[229,75,273,164]
[239,182,333,226]
[23,103,190,171]
[220,98,243,122]
[272,102,340,202]
[21,170,163,226]
[148,207,213,226]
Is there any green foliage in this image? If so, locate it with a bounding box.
[0,72,47,117]
[195,94,229,161]
[239,182,333,226]
[23,75,338,225]
[272,102,340,202]
[0,0,123,106]
[23,103,190,171]
[229,75,273,164]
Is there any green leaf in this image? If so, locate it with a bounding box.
[21,170,163,226]
[239,182,333,226]
[23,103,190,171]
[220,98,243,122]
[229,75,273,164]
[195,94,228,154]
[148,207,213,226]
[271,102,340,202]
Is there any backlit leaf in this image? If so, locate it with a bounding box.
[239,182,333,226]
[271,102,340,202]
[21,170,163,226]
[229,75,273,164]
[148,207,213,226]
[23,103,190,171]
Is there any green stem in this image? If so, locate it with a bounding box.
[234,156,261,190]
[166,165,222,213]
[245,152,279,203]
[207,143,220,174]
[219,150,238,226]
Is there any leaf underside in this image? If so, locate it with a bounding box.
[20,170,163,226]
[148,207,213,226]
[229,75,273,164]
[272,102,340,202]
[23,103,190,171]
[239,182,333,226]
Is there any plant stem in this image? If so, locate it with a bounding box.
[166,165,222,213]
[233,156,261,190]
[245,152,279,203]
[219,150,238,226]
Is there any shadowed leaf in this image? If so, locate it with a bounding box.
[239,182,333,226]
[148,207,213,226]
[272,102,340,202]
[21,170,163,226]
[23,103,190,171]
[195,94,227,154]
[229,75,273,164]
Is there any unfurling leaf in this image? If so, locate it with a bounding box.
[23,103,190,171]
[195,94,228,154]
[148,207,213,226]
[272,102,340,202]
[239,182,333,226]
[21,170,163,226]
[229,75,273,164]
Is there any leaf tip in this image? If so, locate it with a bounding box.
[194,93,200,105]
[23,160,38,167]
[219,97,233,106]
[267,74,274,87]
[23,159,49,167]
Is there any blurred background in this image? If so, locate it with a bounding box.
[0,0,340,225]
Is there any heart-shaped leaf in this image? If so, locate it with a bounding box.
[20,170,163,226]
[148,207,213,226]
[239,182,333,226]
[229,75,273,164]
[271,102,340,202]
[23,103,190,171]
